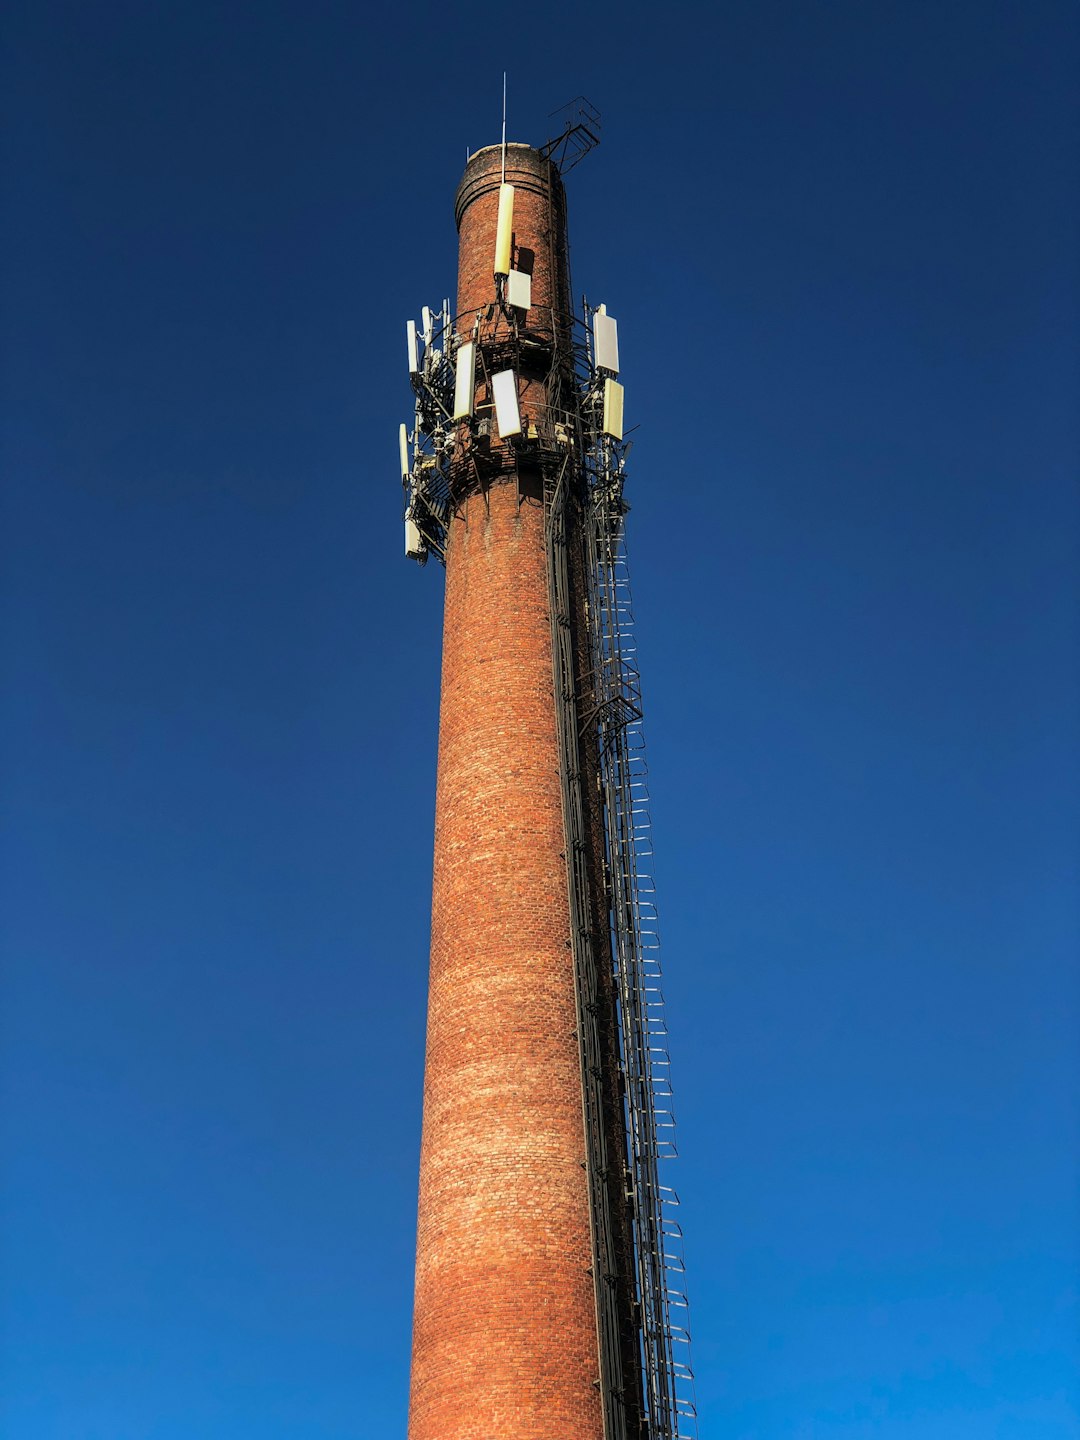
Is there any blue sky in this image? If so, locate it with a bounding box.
[2,2,1077,1437]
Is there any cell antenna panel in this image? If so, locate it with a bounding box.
[594,311,619,374]
[454,342,476,420]
[491,369,522,436]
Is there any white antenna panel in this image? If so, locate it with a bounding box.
[506,268,531,312]
[454,341,476,420]
[494,183,514,277]
[602,378,624,440]
[398,423,410,481]
[594,310,619,374]
[491,369,521,436]
[405,513,424,559]
[421,306,433,345]
[406,320,419,375]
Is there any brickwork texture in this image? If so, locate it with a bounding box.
[406,145,605,1440]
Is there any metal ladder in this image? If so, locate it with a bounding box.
[547,408,698,1439]
[585,479,698,1440]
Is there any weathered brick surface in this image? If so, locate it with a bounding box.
[450,145,573,503]
[407,146,604,1440]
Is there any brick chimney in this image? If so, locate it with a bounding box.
[406,143,605,1440]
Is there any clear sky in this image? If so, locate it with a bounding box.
[2,3,1077,1437]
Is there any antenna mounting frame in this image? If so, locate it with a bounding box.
[539,96,601,175]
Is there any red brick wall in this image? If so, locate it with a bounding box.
[407,146,604,1440]
[450,145,572,500]
[454,142,569,334]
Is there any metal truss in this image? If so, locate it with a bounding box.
[539,96,602,175]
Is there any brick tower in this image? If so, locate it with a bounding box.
[410,141,602,1440]
[399,116,696,1440]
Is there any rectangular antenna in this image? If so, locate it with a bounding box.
[406,320,419,375]
[594,309,620,374]
[506,269,531,312]
[491,369,521,436]
[454,342,476,420]
[399,423,410,481]
[405,513,424,559]
[494,184,514,277]
[602,378,624,439]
